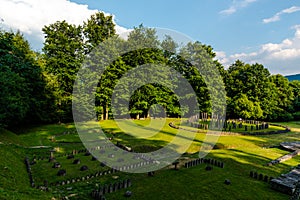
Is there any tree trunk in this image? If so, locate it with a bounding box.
[102,105,106,120]
[105,103,109,120]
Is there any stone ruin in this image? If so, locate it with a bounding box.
[271,164,300,195]
[267,142,300,166]
[281,141,300,151]
[270,142,300,195]
[91,179,132,200]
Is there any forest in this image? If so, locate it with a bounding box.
[1,11,300,130]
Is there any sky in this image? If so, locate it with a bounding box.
[1,0,300,75]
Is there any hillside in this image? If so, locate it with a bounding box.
[0,129,52,199]
[0,120,297,199]
[286,74,300,81]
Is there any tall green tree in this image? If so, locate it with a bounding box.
[83,12,116,53]
[229,94,263,119]
[0,30,50,128]
[44,13,117,121]
[226,60,276,119]
[121,25,169,119]
[290,80,300,120]
[268,74,294,121]
[176,41,226,116]
[42,21,84,122]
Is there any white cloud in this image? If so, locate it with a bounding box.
[215,51,230,66]
[262,15,280,24]
[0,0,130,50]
[263,6,300,24]
[282,6,300,14]
[219,0,256,15]
[216,25,300,75]
[219,7,237,15]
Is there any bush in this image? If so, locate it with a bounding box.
[213,143,226,150]
[269,112,294,122]
[279,113,294,122]
[293,112,300,121]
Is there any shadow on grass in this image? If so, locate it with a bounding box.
[105,155,290,200]
[117,119,204,144]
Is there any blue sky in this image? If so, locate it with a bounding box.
[1,0,300,75]
[72,0,298,53]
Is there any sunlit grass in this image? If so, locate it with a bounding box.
[1,119,300,199]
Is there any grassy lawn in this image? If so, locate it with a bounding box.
[274,121,300,132]
[30,152,111,186]
[1,119,300,199]
[0,140,52,199]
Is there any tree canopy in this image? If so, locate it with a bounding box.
[0,31,52,128]
[1,12,300,129]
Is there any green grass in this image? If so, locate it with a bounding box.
[0,128,24,145]
[0,144,52,200]
[274,121,300,132]
[1,119,300,199]
[107,165,288,200]
[31,153,111,186]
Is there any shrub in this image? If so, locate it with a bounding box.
[213,143,226,149]
[293,112,300,121]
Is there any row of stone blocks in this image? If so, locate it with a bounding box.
[190,122,209,130]
[33,148,89,161]
[91,179,132,200]
[32,144,117,161]
[36,160,152,189]
[224,123,269,131]
[24,157,35,187]
[34,169,119,190]
[54,129,77,137]
[112,160,154,171]
[249,171,274,183]
[47,168,119,188]
[184,158,224,169]
[188,120,269,130]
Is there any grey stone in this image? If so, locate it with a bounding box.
[57,169,66,176]
[73,159,80,164]
[80,165,88,171]
[205,165,213,171]
[67,154,74,159]
[123,179,128,188]
[52,162,61,168]
[124,191,132,197]
[224,179,231,185]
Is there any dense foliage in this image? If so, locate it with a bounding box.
[225,60,298,121]
[0,31,53,128]
[1,12,300,129]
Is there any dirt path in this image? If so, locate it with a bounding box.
[291,128,300,132]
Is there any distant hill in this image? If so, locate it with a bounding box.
[286,74,300,81]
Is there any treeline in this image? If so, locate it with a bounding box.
[225,61,300,121]
[1,12,300,129]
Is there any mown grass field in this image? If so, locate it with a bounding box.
[1,119,300,199]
